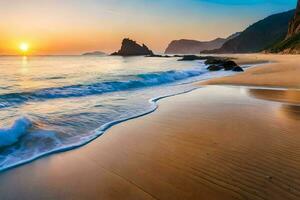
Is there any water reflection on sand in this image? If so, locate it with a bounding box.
[247,88,300,120]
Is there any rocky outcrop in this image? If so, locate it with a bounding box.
[177,55,209,61]
[232,66,244,72]
[177,55,244,72]
[267,1,300,54]
[146,54,171,58]
[165,33,240,54]
[267,32,300,53]
[111,38,154,56]
[287,0,300,38]
[205,58,243,72]
[222,61,239,71]
[203,10,295,54]
[207,65,223,71]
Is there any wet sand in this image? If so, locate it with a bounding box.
[0,86,300,200]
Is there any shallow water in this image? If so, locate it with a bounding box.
[0,55,233,171]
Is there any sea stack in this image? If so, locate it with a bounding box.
[111,38,154,56]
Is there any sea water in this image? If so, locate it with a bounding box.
[0,55,233,171]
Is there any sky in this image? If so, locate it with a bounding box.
[0,0,297,55]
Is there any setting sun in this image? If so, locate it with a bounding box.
[19,42,30,54]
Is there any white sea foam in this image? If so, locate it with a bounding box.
[0,87,197,172]
[0,117,32,147]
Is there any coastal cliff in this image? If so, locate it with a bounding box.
[268,0,300,53]
[203,10,295,54]
[287,1,300,38]
[111,38,154,56]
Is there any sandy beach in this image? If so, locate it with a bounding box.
[1,0,300,199]
[204,54,300,88]
[0,55,300,200]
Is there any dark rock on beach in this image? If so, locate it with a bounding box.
[207,65,223,71]
[204,57,229,65]
[223,60,238,71]
[146,54,171,58]
[173,55,183,57]
[177,55,205,61]
[177,55,243,72]
[111,38,154,56]
[203,58,243,72]
[177,55,222,61]
[232,66,244,72]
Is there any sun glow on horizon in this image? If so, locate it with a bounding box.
[19,42,30,54]
[0,0,295,54]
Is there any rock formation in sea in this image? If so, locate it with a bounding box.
[176,55,244,72]
[82,51,105,56]
[111,38,154,56]
[203,10,295,54]
[164,32,240,54]
[205,58,243,72]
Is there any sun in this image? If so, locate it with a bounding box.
[19,42,30,54]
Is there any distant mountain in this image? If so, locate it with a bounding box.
[226,32,241,41]
[82,51,105,56]
[203,10,295,54]
[268,1,300,54]
[164,32,240,54]
[111,38,153,56]
[165,38,225,54]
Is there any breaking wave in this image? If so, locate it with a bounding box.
[0,117,32,147]
[0,68,205,108]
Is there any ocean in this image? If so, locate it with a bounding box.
[0,55,233,171]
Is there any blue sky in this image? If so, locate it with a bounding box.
[198,0,295,5]
[0,0,297,54]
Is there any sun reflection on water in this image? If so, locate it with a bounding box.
[21,56,28,74]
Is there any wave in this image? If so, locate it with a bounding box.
[0,68,205,108]
[0,87,197,172]
[0,117,32,147]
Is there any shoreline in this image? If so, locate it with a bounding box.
[0,54,300,199]
[0,86,199,173]
[1,84,297,173]
[0,85,300,199]
[0,55,237,172]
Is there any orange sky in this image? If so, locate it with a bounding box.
[0,0,296,55]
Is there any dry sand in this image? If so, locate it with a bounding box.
[0,85,300,200]
[204,54,300,88]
